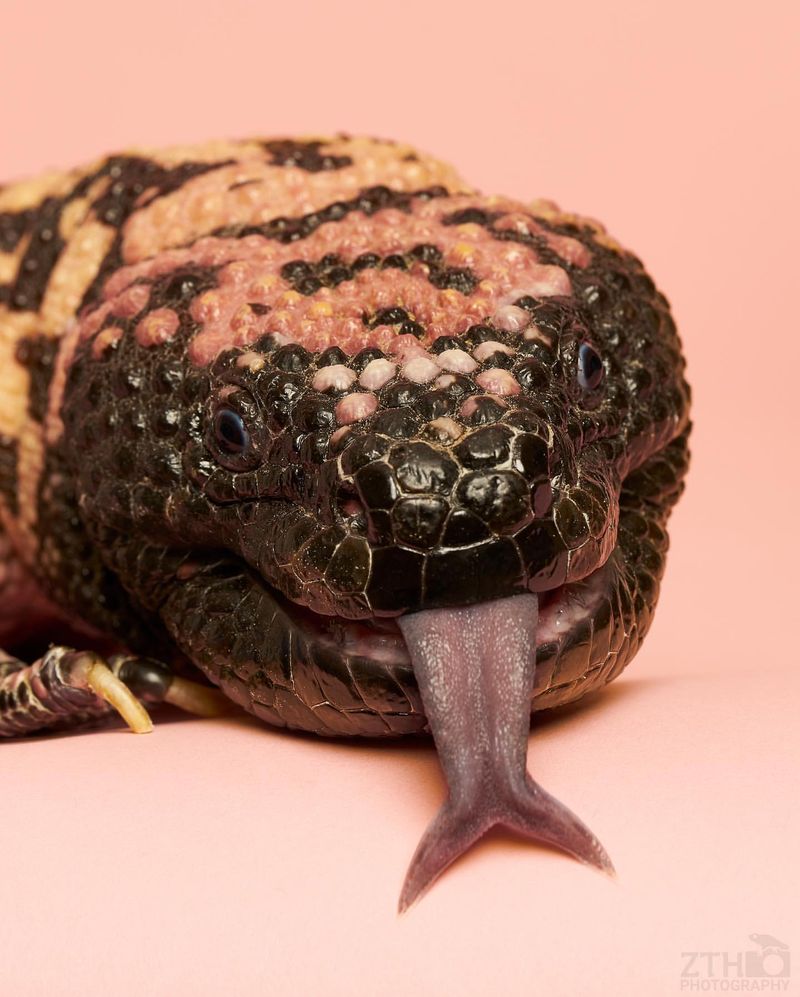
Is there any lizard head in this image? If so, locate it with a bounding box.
[60,190,688,906]
[62,194,684,612]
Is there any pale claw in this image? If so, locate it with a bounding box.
[163,676,229,717]
[73,653,154,734]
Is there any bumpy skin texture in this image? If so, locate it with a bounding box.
[0,135,690,737]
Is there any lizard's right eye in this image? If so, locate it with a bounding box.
[207,388,265,472]
[214,408,251,456]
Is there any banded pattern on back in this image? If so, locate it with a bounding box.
[0,135,468,567]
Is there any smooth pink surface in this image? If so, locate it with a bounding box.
[1,2,797,994]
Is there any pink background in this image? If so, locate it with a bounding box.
[1,1,797,993]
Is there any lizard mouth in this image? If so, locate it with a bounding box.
[164,545,616,738]
[284,561,611,670]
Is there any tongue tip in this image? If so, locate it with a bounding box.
[396,782,615,913]
[396,804,484,914]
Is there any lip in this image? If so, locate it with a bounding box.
[267,557,612,670]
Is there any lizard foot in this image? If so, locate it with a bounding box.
[0,647,228,737]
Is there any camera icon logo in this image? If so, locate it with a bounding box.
[747,934,791,978]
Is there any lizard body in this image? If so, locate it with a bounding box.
[0,135,690,908]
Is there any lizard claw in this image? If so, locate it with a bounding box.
[162,676,230,717]
[108,655,230,722]
[70,652,231,732]
[68,652,154,734]
[0,646,230,738]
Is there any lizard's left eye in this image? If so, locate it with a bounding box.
[214,408,251,456]
[577,342,604,391]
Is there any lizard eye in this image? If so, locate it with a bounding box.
[577,342,604,391]
[214,408,251,456]
[208,388,265,472]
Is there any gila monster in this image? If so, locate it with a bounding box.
[0,135,691,910]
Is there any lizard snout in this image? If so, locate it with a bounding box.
[325,423,556,613]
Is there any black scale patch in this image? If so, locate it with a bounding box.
[211,185,449,244]
[0,209,34,251]
[4,156,235,314]
[279,245,478,298]
[15,335,59,422]
[263,139,353,172]
[0,436,18,515]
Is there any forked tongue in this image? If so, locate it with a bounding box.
[397,593,613,912]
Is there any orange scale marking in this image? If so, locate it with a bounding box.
[135,308,180,348]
